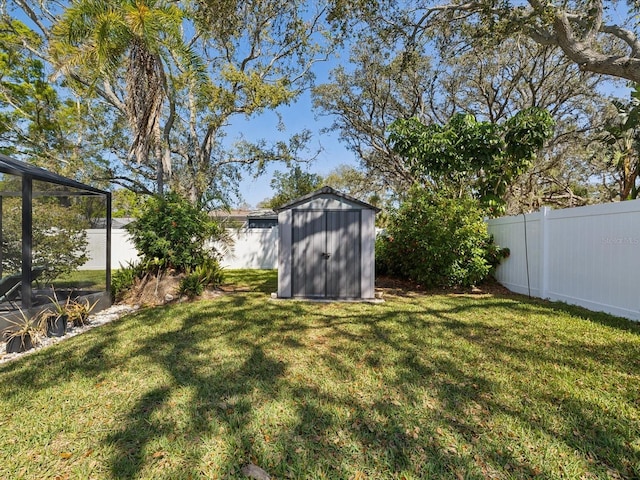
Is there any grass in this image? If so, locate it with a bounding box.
[0,269,638,479]
[49,269,107,291]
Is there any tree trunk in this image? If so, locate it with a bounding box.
[156,141,164,196]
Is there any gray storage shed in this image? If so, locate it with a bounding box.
[276,186,379,299]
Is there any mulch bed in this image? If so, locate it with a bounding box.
[375,275,512,296]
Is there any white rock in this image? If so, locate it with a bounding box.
[241,463,271,480]
[0,304,139,365]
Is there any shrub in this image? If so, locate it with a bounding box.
[125,192,222,273]
[111,261,142,302]
[178,273,205,298]
[376,187,507,287]
[2,199,89,283]
[178,258,225,298]
[193,257,224,288]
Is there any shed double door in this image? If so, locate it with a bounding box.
[292,210,361,298]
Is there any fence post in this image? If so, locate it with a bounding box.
[539,206,550,299]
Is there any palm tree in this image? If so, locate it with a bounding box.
[50,0,190,194]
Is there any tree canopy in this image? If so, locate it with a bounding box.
[261,165,323,209]
[314,3,630,212]
[389,107,555,214]
[1,0,637,214]
[599,85,640,200]
[369,0,640,83]
[3,0,340,205]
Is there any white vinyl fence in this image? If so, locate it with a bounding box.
[81,228,278,270]
[83,229,139,270]
[213,228,278,269]
[487,200,640,321]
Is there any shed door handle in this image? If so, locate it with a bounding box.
[322,252,331,259]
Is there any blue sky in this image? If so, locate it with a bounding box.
[233,90,357,208]
[232,56,357,208]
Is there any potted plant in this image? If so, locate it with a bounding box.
[42,290,69,338]
[66,297,99,327]
[3,309,42,354]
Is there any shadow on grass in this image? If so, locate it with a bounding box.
[0,275,638,478]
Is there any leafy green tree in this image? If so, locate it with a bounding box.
[112,189,148,218]
[599,85,640,200]
[314,30,610,213]
[352,1,640,83]
[1,195,90,283]
[50,0,193,195]
[323,164,389,207]
[440,38,614,213]
[0,18,114,185]
[313,41,433,193]
[261,165,323,209]
[125,192,223,273]
[0,20,57,154]
[315,26,605,215]
[376,187,506,287]
[389,108,554,215]
[30,0,339,204]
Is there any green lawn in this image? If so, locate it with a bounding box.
[49,269,107,291]
[1,270,638,479]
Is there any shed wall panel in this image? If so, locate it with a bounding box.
[360,209,375,298]
[292,210,325,297]
[277,210,293,297]
[289,194,365,211]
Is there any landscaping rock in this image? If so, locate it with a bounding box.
[241,463,271,480]
[0,304,138,365]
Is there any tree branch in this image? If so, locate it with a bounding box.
[551,7,640,82]
[601,24,640,57]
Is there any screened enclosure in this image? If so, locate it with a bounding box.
[0,154,111,325]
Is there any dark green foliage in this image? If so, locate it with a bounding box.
[192,257,224,288]
[115,194,225,300]
[178,273,205,298]
[601,84,640,200]
[376,187,507,287]
[125,192,222,273]
[388,107,554,215]
[262,165,323,209]
[178,258,225,298]
[111,261,143,302]
[1,195,89,283]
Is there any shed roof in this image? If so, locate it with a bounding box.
[0,153,108,195]
[274,186,381,213]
